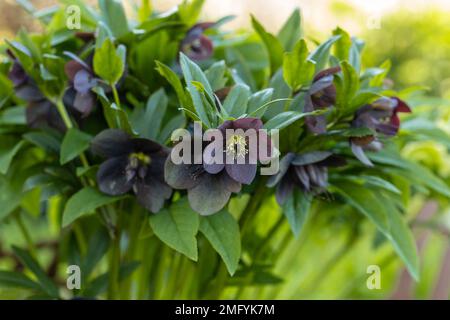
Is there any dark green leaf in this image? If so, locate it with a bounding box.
[60,128,92,165]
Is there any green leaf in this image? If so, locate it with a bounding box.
[149,198,199,261]
[277,8,302,51]
[179,53,216,127]
[335,61,359,111]
[0,271,41,291]
[222,84,250,118]
[62,187,125,227]
[332,27,352,61]
[93,38,124,85]
[205,60,228,91]
[308,35,341,73]
[132,89,168,140]
[379,193,420,280]
[199,210,241,275]
[283,190,311,237]
[333,181,389,234]
[12,246,59,298]
[264,111,313,130]
[282,39,315,91]
[247,88,274,118]
[98,0,129,38]
[0,139,26,175]
[60,128,92,165]
[332,182,419,280]
[0,106,26,125]
[156,61,192,110]
[178,0,205,26]
[251,15,284,75]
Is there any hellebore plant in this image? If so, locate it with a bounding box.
[0,1,448,301]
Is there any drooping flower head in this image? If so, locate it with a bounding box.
[165,118,272,215]
[267,151,346,205]
[91,129,172,213]
[7,51,65,131]
[64,55,98,117]
[304,67,341,133]
[350,97,412,166]
[180,22,215,61]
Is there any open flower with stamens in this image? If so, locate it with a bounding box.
[267,151,346,205]
[350,97,412,166]
[165,118,272,215]
[91,129,172,213]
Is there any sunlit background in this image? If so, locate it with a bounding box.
[1,0,450,299]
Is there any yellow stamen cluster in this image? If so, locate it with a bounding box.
[129,152,151,166]
[226,134,248,159]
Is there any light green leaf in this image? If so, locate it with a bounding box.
[98,0,129,38]
[282,39,315,91]
[277,8,302,51]
[332,27,352,61]
[308,35,341,73]
[178,0,205,26]
[62,187,125,227]
[335,60,359,111]
[199,210,241,275]
[251,15,284,75]
[0,139,25,175]
[149,198,199,261]
[156,60,192,110]
[205,60,228,91]
[60,128,92,165]
[93,38,124,85]
[0,271,41,291]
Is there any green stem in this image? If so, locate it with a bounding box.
[108,212,122,299]
[73,223,88,256]
[112,85,121,107]
[14,211,37,259]
[55,98,73,129]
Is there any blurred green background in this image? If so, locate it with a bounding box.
[0,0,449,299]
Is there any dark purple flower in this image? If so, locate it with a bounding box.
[267,151,346,205]
[350,97,412,166]
[165,118,272,215]
[64,56,98,117]
[7,53,65,131]
[304,67,341,134]
[180,22,215,61]
[203,118,272,185]
[91,129,172,213]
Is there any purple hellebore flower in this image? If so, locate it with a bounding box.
[7,52,65,131]
[165,118,272,215]
[304,66,341,134]
[350,97,412,166]
[267,151,346,205]
[64,56,98,117]
[91,129,172,213]
[180,22,215,61]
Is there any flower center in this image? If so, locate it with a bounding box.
[129,152,151,167]
[225,134,248,159]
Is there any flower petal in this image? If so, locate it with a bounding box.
[275,177,294,205]
[97,156,134,196]
[74,92,96,117]
[135,177,172,213]
[187,172,233,215]
[350,141,374,167]
[74,69,96,94]
[266,153,295,187]
[91,129,131,158]
[225,163,257,185]
[164,158,201,189]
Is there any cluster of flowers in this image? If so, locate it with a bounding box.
[7,22,411,217]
